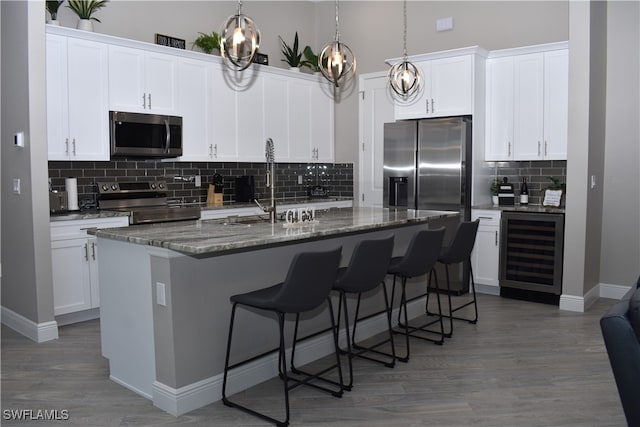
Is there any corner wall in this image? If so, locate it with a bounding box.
[1,1,56,336]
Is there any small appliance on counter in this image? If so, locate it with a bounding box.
[65,177,79,211]
[498,177,515,206]
[235,175,255,202]
[49,191,68,213]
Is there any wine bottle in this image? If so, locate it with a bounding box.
[520,177,529,205]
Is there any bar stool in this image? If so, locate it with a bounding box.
[332,235,395,390]
[222,247,343,427]
[429,219,480,338]
[388,227,446,361]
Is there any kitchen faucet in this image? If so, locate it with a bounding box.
[255,138,277,223]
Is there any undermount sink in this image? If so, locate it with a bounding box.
[224,215,270,225]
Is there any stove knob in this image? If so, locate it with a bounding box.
[150,183,157,190]
[102,184,109,192]
[158,182,165,189]
[111,184,118,191]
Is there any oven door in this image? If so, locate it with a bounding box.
[110,111,182,158]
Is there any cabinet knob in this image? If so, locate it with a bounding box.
[65,138,69,155]
[148,93,152,109]
[84,243,89,261]
[537,141,541,157]
[495,230,498,246]
[142,93,146,109]
[508,141,512,157]
[72,139,76,156]
[91,242,96,260]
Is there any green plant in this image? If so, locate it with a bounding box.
[302,46,320,72]
[46,0,65,20]
[279,32,303,68]
[490,178,501,195]
[546,176,563,190]
[67,0,108,22]
[193,31,221,55]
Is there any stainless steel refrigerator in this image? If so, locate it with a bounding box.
[383,116,472,293]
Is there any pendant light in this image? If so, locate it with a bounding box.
[388,0,421,100]
[318,0,356,88]
[220,0,260,71]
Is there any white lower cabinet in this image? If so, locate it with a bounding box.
[50,217,129,320]
[471,209,501,291]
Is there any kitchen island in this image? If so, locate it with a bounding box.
[90,207,458,416]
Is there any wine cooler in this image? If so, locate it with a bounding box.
[499,212,564,302]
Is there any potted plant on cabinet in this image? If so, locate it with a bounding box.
[192,31,221,55]
[67,0,108,32]
[490,178,501,205]
[279,32,303,70]
[302,46,320,73]
[46,1,65,25]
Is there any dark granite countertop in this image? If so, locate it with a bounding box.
[89,207,458,256]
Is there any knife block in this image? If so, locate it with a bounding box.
[207,184,223,206]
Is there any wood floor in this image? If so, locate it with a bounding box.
[1,294,627,426]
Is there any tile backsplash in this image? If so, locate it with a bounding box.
[487,160,566,205]
[48,160,353,206]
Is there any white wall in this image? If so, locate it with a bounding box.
[1,1,55,324]
[600,1,640,286]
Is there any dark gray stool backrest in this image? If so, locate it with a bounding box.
[439,219,480,264]
[273,247,342,313]
[392,227,445,278]
[335,235,395,292]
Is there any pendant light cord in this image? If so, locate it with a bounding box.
[334,0,340,41]
[402,0,408,60]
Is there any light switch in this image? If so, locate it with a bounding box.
[12,178,21,195]
[590,175,596,189]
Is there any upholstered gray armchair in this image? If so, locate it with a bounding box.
[600,277,640,427]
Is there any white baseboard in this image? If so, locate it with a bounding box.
[560,282,635,313]
[151,297,429,416]
[599,283,633,300]
[1,305,58,342]
[55,308,100,326]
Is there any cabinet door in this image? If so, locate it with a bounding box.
[51,238,92,315]
[236,70,265,161]
[211,63,239,160]
[67,37,110,160]
[485,57,514,161]
[311,81,334,162]
[470,211,501,288]
[393,60,431,120]
[108,45,146,113]
[288,79,314,161]
[513,53,544,160]
[46,34,70,160]
[144,52,178,115]
[430,55,473,117]
[264,74,290,161]
[543,49,568,160]
[179,58,214,161]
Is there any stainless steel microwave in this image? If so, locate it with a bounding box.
[109,111,182,158]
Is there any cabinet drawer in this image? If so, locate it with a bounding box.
[471,210,501,226]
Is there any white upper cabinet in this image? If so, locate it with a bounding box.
[46,26,334,164]
[543,49,569,160]
[310,81,335,162]
[485,43,568,161]
[108,45,178,115]
[46,34,110,160]
[485,56,515,161]
[394,54,473,120]
[178,57,215,161]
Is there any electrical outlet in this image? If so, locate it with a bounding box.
[298,175,303,185]
[156,282,166,306]
[195,175,201,187]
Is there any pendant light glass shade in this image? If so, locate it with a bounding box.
[220,1,260,71]
[388,0,421,100]
[319,0,356,88]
